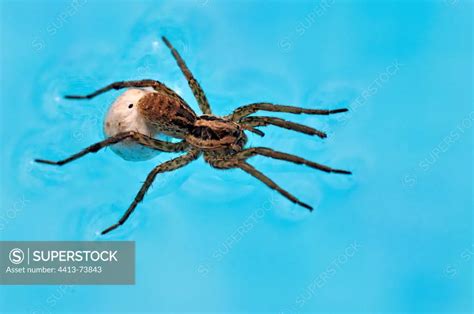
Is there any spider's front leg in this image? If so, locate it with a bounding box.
[206,145,351,211]
[239,116,327,138]
[227,102,348,121]
[235,147,351,175]
[206,156,313,210]
[101,149,201,235]
[35,131,188,166]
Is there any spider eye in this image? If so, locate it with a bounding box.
[128,104,134,109]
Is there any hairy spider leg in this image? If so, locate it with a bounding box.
[208,158,313,210]
[240,124,265,137]
[34,131,187,166]
[227,102,348,121]
[238,161,314,210]
[240,116,327,138]
[235,147,352,175]
[64,79,169,100]
[101,150,201,235]
[162,36,212,115]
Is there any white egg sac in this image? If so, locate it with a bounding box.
[103,88,161,161]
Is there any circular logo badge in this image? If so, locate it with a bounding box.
[9,248,24,265]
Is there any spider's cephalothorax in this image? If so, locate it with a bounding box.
[36,36,352,235]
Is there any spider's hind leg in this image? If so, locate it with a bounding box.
[34,131,187,166]
[64,79,167,99]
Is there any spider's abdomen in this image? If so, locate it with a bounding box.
[186,115,247,151]
[137,91,197,138]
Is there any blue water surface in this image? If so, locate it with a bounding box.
[0,0,472,312]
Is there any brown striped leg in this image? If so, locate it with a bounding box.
[35,131,187,166]
[240,116,327,138]
[101,150,201,235]
[207,157,312,210]
[241,124,265,137]
[235,147,352,175]
[64,79,168,99]
[161,36,212,115]
[227,102,348,121]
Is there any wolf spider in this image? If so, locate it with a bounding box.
[35,36,351,235]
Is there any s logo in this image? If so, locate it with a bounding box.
[9,248,24,265]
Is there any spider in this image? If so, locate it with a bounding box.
[35,36,351,235]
